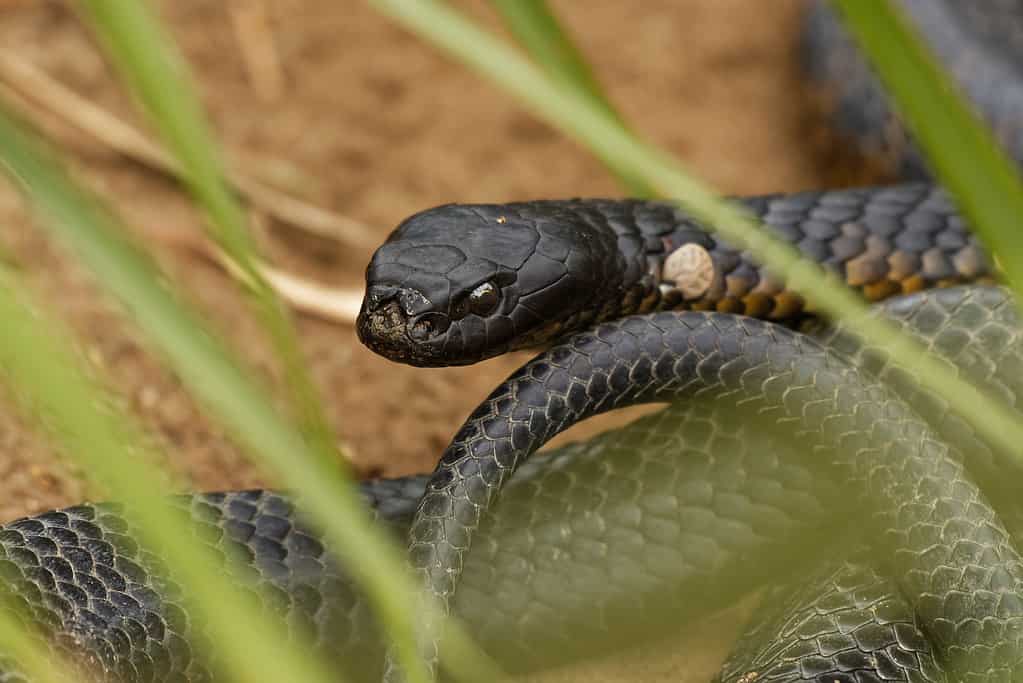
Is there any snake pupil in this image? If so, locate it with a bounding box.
[468,281,499,316]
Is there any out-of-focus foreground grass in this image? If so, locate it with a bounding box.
[0,0,1020,681]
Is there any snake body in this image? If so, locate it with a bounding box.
[4,1,1023,681]
[805,0,1023,177]
[2,286,1021,682]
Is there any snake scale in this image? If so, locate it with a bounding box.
[3,1,1023,681]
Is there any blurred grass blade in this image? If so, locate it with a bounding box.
[0,609,83,683]
[830,0,1023,296]
[77,0,338,458]
[365,0,1023,463]
[0,264,339,683]
[0,105,501,683]
[489,0,611,113]
[488,0,654,196]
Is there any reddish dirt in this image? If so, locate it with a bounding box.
[0,0,836,679]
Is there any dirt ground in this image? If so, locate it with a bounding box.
[0,0,851,680]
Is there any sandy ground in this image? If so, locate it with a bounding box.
[0,0,853,679]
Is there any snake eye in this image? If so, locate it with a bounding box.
[468,281,499,316]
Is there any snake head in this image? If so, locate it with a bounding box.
[357,202,624,367]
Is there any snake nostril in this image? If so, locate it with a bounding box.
[409,319,433,341]
[408,313,450,341]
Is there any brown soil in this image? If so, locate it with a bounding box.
[0,0,841,679]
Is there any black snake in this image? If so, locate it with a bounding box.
[3,1,1023,681]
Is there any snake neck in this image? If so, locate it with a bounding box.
[529,184,994,352]
[614,184,993,327]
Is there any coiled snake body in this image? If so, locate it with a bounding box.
[5,284,1022,682]
[4,1,1023,681]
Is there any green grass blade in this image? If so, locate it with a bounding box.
[0,608,84,683]
[0,265,340,683]
[77,0,339,459]
[830,0,1023,296]
[489,0,609,110]
[0,105,502,683]
[487,0,654,196]
[365,0,1023,464]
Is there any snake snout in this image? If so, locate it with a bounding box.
[357,287,453,366]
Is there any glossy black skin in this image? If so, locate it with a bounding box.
[357,201,634,367]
